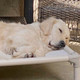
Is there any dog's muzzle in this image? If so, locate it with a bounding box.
[48,40,65,50]
[59,40,65,47]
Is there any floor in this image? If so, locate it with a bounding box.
[0,41,79,80]
[0,62,73,80]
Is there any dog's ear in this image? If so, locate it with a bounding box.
[40,17,57,36]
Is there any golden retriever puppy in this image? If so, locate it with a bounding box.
[0,17,70,58]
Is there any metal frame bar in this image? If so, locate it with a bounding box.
[64,46,80,80]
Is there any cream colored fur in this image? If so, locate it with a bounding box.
[0,17,70,59]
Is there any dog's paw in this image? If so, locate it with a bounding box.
[13,52,36,58]
[9,47,36,58]
[24,53,35,58]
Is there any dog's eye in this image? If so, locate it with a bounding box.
[59,28,62,33]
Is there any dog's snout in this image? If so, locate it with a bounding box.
[59,40,65,47]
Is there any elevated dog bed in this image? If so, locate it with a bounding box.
[0,46,79,80]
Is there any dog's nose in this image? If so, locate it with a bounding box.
[59,40,65,47]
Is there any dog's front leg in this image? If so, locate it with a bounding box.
[12,46,36,58]
[34,47,48,57]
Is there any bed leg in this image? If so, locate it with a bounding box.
[73,59,80,80]
[69,56,80,80]
[74,66,80,80]
[64,46,80,80]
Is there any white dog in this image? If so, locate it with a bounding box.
[0,17,70,59]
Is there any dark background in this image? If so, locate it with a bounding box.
[24,0,33,23]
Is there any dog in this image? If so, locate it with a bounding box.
[0,17,70,59]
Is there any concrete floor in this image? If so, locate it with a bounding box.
[0,41,79,80]
[0,62,73,80]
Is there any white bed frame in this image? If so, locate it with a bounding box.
[0,46,79,80]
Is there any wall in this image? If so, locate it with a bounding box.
[0,0,24,17]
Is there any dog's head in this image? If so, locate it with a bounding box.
[40,17,70,50]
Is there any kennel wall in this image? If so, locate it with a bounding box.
[33,0,80,42]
